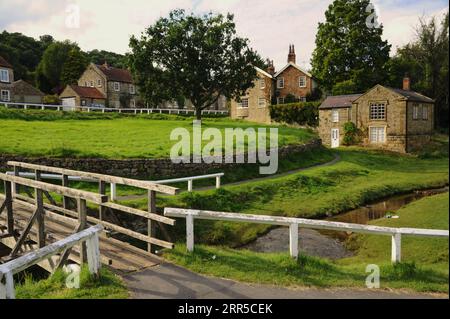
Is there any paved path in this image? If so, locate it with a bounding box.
[117,154,341,201]
[123,262,447,299]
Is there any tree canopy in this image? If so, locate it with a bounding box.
[311,0,391,94]
[128,9,261,119]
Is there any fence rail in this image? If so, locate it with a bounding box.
[0,225,103,299]
[164,208,450,263]
[0,102,229,116]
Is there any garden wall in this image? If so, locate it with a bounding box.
[0,139,322,179]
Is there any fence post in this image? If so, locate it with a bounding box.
[391,233,401,263]
[77,198,87,264]
[13,166,20,195]
[110,183,117,201]
[4,181,14,234]
[186,214,194,252]
[3,272,15,299]
[147,190,156,253]
[216,176,221,189]
[35,173,45,248]
[188,180,193,192]
[289,223,299,259]
[62,174,70,210]
[86,232,101,277]
[98,181,106,220]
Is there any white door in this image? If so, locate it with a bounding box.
[62,98,76,111]
[331,129,340,148]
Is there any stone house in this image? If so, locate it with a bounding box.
[12,80,45,104]
[62,62,140,108]
[230,45,317,123]
[0,55,14,103]
[319,77,435,153]
[59,85,106,110]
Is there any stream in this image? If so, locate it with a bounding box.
[242,187,449,260]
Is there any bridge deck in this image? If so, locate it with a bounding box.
[0,200,162,274]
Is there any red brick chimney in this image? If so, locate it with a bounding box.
[266,59,275,75]
[403,74,411,91]
[288,44,296,64]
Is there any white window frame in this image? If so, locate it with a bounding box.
[369,126,386,144]
[1,90,10,101]
[277,97,285,105]
[369,102,386,120]
[332,110,339,123]
[299,97,307,102]
[413,103,421,120]
[81,99,87,106]
[422,105,429,120]
[277,77,285,89]
[237,98,249,108]
[258,98,267,108]
[129,84,135,94]
[299,76,307,88]
[97,79,102,87]
[259,78,265,89]
[114,82,120,92]
[90,81,94,88]
[0,69,10,83]
[130,99,136,108]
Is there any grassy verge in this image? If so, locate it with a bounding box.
[0,107,316,159]
[15,265,128,299]
[164,193,449,293]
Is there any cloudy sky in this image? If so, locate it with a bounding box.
[0,0,448,70]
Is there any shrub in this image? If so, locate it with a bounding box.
[343,122,360,145]
[269,102,320,127]
[43,95,60,105]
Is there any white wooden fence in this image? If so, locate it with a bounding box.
[0,225,103,299]
[164,208,449,263]
[6,171,224,201]
[0,102,229,116]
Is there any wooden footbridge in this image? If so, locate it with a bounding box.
[0,162,179,274]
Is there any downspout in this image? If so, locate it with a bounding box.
[405,101,408,153]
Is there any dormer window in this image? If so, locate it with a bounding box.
[114,82,120,92]
[1,69,10,83]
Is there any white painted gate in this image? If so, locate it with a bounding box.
[61,98,76,111]
[331,129,340,148]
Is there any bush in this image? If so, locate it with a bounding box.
[343,122,360,145]
[269,102,320,127]
[43,95,60,105]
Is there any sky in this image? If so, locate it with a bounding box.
[0,0,448,70]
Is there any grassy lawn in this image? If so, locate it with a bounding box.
[15,266,128,299]
[0,107,316,159]
[164,193,449,293]
[123,146,448,247]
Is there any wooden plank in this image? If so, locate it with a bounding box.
[148,190,156,252]
[4,182,13,234]
[62,174,70,210]
[0,173,107,204]
[7,162,179,195]
[102,202,175,225]
[78,198,87,264]
[164,208,450,238]
[289,224,299,259]
[10,207,41,257]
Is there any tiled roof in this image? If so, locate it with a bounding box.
[70,85,106,99]
[96,64,133,83]
[0,55,13,69]
[319,94,362,109]
[386,87,435,103]
[273,62,313,78]
[13,80,45,96]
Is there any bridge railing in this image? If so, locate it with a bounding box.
[164,208,450,263]
[6,161,178,252]
[0,224,103,299]
[0,102,229,116]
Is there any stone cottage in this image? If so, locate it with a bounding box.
[12,80,45,104]
[319,77,435,153]
[230,45,318,123]
[60,62,140,108]
[59,85,106,110]
[0,55,14,103]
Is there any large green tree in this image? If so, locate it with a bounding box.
[387,12,449,128]
[311,0,391,94]
[35,40,80,93]
[87,49,127,68]
[128,9,261,120]
[61,48,89,86]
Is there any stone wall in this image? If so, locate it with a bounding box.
[0,139,322,179]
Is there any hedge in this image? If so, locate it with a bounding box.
[269,102,320,127]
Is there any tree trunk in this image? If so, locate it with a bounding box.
[195,108,202,121]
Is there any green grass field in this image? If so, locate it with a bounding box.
[0,107,316,159]
[164,193,449,293]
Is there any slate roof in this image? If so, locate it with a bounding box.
[0,55,13,69]
[386,87,435,103]
[96,64,133,83]
[13,80,45,96]
[319,94,363,109]
[69,85,106,99]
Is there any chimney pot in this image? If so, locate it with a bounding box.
[288,44,296,64]
[403,75,411,91]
